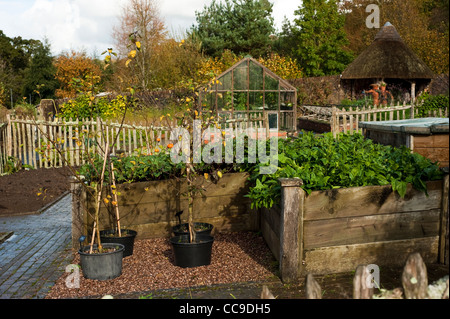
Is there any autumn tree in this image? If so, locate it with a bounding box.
[54,51,103,98]
[112,0,167,91]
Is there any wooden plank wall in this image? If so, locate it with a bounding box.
[71,173,258,248]
[301,180,444,274]
[413,134,449,168]
[260,177,448,280]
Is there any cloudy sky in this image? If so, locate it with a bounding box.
[0,0,300,56]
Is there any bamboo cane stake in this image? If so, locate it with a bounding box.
[89,142,109,254]
[110,161,121,237]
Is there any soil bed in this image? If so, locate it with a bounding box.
[0,167,72,216]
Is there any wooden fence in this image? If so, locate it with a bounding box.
[0,122,7,175]
[331,103,449,137]
[0,113,267,173]
[303,252,449,299]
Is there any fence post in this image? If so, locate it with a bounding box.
[279,177,305,283]
[440,168,449,265]
[332,106,337,138]
[6,114,12,158]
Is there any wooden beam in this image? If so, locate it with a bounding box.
[278,178,304,283]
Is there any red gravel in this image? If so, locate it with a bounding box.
[45,232,277,299]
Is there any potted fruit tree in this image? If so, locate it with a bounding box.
[167,88,228,268]
[38,45,140,279]
[78,143,125,280]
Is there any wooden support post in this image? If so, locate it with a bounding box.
[440,169,449,265]
[331,106,337,138]
[279,178,304,283]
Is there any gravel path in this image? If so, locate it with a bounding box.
[45,232,276,299]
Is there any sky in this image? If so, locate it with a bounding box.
[0,0,300,57]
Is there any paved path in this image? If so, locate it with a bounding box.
[0,194,73,299]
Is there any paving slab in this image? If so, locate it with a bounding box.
[0,194,73,299]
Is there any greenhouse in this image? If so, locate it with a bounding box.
[198,57,297,132]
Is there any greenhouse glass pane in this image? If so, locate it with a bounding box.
[217,92,232,111]
[249,92,264,110]
[249,61,263,90]
[280,92,294,110]
[218,72,232,91]
[264,74,279,90]
[234,61,248,90]
[268,113,278,130]
[265,92,278,110]
[233,92,248,110]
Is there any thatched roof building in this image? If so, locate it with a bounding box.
[341,22,434,103]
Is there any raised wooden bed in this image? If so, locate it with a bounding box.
[261,175,449,282]
[71,172,258,248]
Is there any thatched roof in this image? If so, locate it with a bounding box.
[341,22,434,80]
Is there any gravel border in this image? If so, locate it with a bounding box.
[45,232,277,299]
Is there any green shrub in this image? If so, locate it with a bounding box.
[416,92,449,118]
[58,94,127,121]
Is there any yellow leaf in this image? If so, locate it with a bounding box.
[135,41,141,49]
[204,173,209,180]
[125,59,132,67]
[103,198,109,204]
[128,50,137,58]
[217,171,223,178]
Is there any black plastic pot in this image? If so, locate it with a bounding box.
[78,243,124,280]
[170,234,214,268]
[172,222,213,237]
[99,229,137,257]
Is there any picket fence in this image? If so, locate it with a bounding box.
[331,103,449,137]
[0,113,267,174]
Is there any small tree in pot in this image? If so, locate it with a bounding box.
[35,46,140,279]
[166,84,229,267]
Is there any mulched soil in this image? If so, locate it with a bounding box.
[45,232,278,299]
[0,167,72,216]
